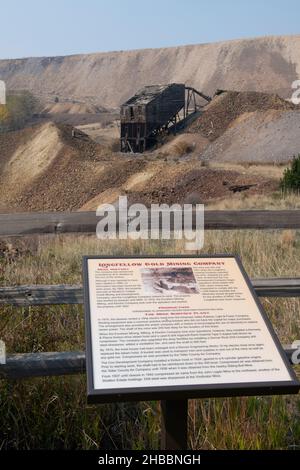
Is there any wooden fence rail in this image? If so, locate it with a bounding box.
[1,210,300,237]
[0,209,300,381]
[1,278,300,306]
[0,347,296,380]
[0,352,86,379]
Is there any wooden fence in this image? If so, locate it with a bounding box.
[1,210,300,380]
[1,210,300,236]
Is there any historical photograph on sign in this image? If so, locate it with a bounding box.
[141,267,199,295]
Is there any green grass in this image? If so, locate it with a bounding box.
[0,230,300,449]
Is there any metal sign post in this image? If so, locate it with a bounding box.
[161,399,188,450]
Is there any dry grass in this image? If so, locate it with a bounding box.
[1,194,300,449]
[168,139,195,157]
[207,191,300,210]
[209,162,285,181]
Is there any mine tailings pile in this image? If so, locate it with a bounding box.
[188,90,300,163]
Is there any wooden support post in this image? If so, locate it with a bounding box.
[161,399,188,450]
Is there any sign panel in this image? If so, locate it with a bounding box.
[83,255,299,403]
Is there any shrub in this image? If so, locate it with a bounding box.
[280,155,300,191]
[171,139,194,157]
[0,90,41,132]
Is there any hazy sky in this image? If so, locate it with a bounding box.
[0,0,299,59]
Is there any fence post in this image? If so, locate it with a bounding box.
[161,399,188,450]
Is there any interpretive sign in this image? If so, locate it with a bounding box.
[83,255,299,403]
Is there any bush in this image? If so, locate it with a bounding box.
[280,155,300,191]
[0,90,41,132]
[171,139,194,157]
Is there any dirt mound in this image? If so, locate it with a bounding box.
[21,153,148,211]
[80,159,278,211]
[0,123,67,205]
[0,122,141,211]
[189,91,297,141]
[202,109,300,163]
[156,133,210,157]
[0,118,281,212]
[127,166,277,207]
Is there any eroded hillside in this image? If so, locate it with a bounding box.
[0,119,279,212]
[0,35,300,108]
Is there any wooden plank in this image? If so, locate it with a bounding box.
[1,278,300,306]
[0,285,83,306]
[252,278,300,297]
[0,347,295,379]
[0,211,98,237]
[0,351,85,379]
[204,210,300,230]
[1,210,300,237]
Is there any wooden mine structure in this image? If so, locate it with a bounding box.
[120,83,211,153]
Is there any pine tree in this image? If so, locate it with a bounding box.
[280,155,300,191]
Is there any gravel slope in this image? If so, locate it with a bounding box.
[202,109,300,163]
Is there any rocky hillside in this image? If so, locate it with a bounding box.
[0,35,300,108]
[186,90,300,163]
[0,119,278,212]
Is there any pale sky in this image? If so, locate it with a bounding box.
[0,0,299,59]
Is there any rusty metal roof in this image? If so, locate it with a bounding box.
[122,84,178,106]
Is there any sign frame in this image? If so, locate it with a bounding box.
[83,254,299,404]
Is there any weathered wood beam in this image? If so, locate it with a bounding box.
[0,351,86,379]
[1,278,300,307]
[0,347,295,379]
[0,211,98,237]
[252,278,300,297]
[0,285,83,306]
[1,210,300,237]
[204,210,300,230]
